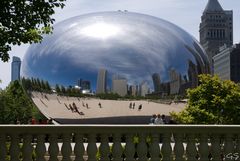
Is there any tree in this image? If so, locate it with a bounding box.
[0,80,44,124]
[0,0,66,62]
[171,74,240,124]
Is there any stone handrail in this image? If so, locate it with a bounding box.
[0,125,239,161]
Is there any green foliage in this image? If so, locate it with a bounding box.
[0,80,45,124]
[0,0,66,62]
[171,74,240,124]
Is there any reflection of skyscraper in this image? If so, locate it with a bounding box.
[96,69,107,94]
[152,73,161,92]
[11,56,21,82]
[77,79,91,90]
[188,60,198,88]
[129,85,137,96]
[169,69,181,95]
[112,77,127,97]
[140,81,149,97]
[200,0,233,72]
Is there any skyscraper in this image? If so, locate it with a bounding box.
[96,69,107,94]
[213,43,240,83]
[11,56,21,82]
[200,0,233,72]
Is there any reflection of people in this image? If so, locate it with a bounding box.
[155,114,164,124]
[132,102,135,109]
[150,114,156,124]
[31,117,36,124]
[48,118,53,124]
[129,102,132,109]
[161,114,167,124]
[138,104,142,111]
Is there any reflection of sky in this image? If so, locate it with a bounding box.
[21,11,209,91]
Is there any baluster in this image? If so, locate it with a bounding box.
[112,133,123,161]
[87,134,97,161]
[36,134,46,161]
[161,133,172,161]
[210,134,221,161]
[137,133,147,161]
[236,134,240,153]
[186,133,197,161]
[74,133,85,161]
[173,133,184,161]
[0,134,7,161]
[49,134,59,161]
[199,133,210,161]
[22,134,33,161]
[99,134,110,161]
[10,134,20,161]
[224,134,234,161]
[62,133,72,161]
[125,134,135,161]
[149,133,160,161]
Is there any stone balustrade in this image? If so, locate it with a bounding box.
[0,125,240,161]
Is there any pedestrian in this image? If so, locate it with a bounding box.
[98,102,102,108]
[133,102,135,109]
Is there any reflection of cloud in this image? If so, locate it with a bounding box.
[22,11,209,90]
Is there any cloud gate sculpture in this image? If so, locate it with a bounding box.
[22,11,210,96]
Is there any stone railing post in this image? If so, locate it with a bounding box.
[0,134,6,161]
[224,134,234,161]
[199,133,209,161]
[22,134,33,161]
[112,133,123,161]
[174,133,184,161]
[74,133,85,161]
[149,133,160,161]
[137,133,147,161]
[125,134,135,161]
[36,134,46,161]
[49,134,59,161]
[87,133,97,161]
[99,133,110,161]
[211,134,222,161]
[61,133,72,161]
[161,133,173,161]
[186,133,198,161]
[10,134,20,161]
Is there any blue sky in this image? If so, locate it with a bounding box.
[0,0,240,89]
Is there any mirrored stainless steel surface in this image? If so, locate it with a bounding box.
[22,11,210,95]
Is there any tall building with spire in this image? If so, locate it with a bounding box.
[11,56,21,82]
[200,0,233,72]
